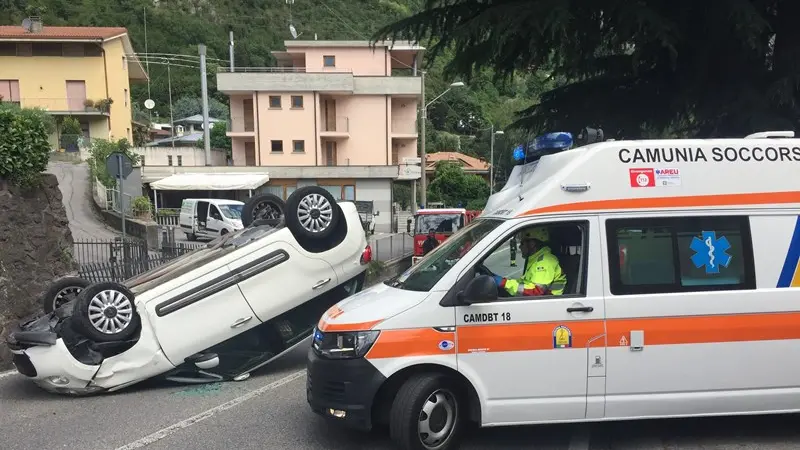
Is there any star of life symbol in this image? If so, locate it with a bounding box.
[619,336,628,346]
[690,231,732,274]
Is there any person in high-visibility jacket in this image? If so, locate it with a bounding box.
[493,227,567,296]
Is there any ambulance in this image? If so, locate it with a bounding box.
[306,129,800,450]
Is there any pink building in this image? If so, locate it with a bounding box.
[216,40,424,232]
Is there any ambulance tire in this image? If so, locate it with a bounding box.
[389,373,465,450]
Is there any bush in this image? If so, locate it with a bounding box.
[87,138,141,188]
[0,106,52,187]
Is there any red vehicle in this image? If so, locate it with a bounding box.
[407,208,481,264]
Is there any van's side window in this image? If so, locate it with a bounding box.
[606,216,756,295]
[479,221,588,298]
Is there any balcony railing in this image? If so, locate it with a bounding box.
[391,118,417,135]
[321,116,349,133]
[20,97,111,114]
[228,112,255,133]
[218,66,353,74]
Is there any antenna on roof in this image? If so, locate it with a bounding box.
[289,24,303,39]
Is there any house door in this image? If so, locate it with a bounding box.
[244,141,256,166]
[325,141,337,166]
[66,81,86,111]
[325,100,336,131]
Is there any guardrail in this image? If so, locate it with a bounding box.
[371,233,414,262]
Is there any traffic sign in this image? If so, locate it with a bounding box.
[106,152,133,180]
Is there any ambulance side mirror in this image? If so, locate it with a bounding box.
[458,275,498,305]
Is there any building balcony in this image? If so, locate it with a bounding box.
[217,67,422,96]
[19,97,111,116]
[141,163,402,183]
[320,116,349,138]
[227,112,255,137]
[391,118,418,138]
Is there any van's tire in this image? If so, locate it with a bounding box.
[285,186,341,241]
[71,282,140,342]
[389,373,465,450]
[42,276,92,314]
[242,194,285,228]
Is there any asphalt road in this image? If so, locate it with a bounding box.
[3,343,800,450]
[47,161,120,242]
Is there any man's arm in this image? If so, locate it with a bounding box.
[494,260,556,296]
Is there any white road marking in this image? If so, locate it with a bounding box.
[114,370,306,450]
[568,425,591,450]
[0,370,17,379]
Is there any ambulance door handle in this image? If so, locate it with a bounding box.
[312,278,331,290]
[567,306,593,313]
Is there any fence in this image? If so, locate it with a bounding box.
[371,232,414,262]
[73,238,205,283]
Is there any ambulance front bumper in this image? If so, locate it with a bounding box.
[306,347,386,431]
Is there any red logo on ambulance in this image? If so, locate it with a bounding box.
[629,168,655,187]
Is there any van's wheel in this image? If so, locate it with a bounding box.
[42,276,92,313]
[285,186,341,241]
[389,373,465,450]
[71,282,140,342]
[242,194,285,228]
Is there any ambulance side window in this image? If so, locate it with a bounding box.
[606,215,756,295]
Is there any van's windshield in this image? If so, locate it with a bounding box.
[219,204,243,220]
[386,218,503,292]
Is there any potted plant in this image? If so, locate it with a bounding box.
[131,195,153,220]
[96,98,113,113]
[83,99,96,111]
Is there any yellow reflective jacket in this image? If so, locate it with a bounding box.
[498,246,567,296]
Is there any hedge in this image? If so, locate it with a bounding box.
[0,106,52,187]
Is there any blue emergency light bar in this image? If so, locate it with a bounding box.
[512,132,574,162]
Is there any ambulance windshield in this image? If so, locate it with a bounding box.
[386,218,503,292]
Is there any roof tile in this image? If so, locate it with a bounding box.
[0,25,128,40]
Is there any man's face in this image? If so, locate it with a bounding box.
[521,238,539,258]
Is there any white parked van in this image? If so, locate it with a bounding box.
[179,198,244,240]
[307,130,800,450]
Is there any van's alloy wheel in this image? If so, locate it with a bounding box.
[87,289,134,335]
[417,389,458,448]
[297,192,333,233]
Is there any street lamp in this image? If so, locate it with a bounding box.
[416,73,465,212]
[490,126,504,193]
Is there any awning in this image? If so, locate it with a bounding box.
[150,173,270,191]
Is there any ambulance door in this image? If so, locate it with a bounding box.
[602,214,765,419]
[455,217,607,425]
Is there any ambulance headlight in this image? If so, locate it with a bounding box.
[312,328,380,359]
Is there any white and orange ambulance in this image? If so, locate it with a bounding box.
[306,130,800,450]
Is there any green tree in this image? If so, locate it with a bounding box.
[173,97,229,120]
[87,138,141,188]
[374,0,800,138]
[427,161,489,207]
[392,182,412,210]
[0,105,52,187]
[196,122,232,158]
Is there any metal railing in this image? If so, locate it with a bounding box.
[322,116,349,133]
[228,112,255,133]
[74,237,205,283]
[391,118,418,135]
[20,97,112,114]
[371,232,414,262]
[218,66,353,74]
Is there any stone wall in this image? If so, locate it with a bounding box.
[0,175,77,369]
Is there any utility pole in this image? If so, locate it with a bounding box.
[419,70,427,209]
[229,30,234,72]
[490,123,495,193]
[199,44,211,166]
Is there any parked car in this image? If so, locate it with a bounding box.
[6,186,372,396]
[178,198,245,241]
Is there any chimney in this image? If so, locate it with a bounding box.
[25,16,43,33]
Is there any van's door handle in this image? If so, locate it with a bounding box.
[312,278,332,290]
[231,316,252,328]
[567,306,594,313]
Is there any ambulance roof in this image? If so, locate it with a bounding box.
[482,136,800,220]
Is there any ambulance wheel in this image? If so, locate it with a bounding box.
[285,186,341,241]
[42,276,92,313]
[389,373,464,450]
[71,282,140,343]
[242,193,285,228]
